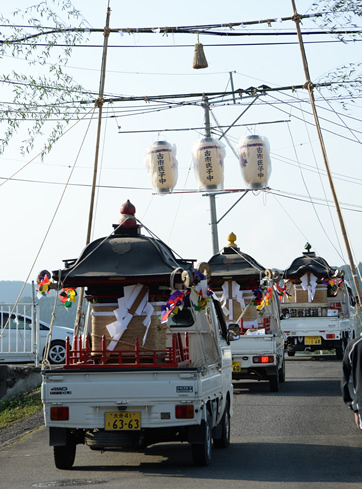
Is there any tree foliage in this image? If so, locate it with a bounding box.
[310,1,362,105]
[0,1,90,157]
[312,0,362,33]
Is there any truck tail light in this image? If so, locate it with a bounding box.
[50,407,69,421]
[326,334,336,339]
[175,404,194,419]
[253,356,274,364]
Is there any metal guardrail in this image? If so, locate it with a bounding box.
[0,303,41,366]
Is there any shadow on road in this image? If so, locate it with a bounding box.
[71,440,362,483]
[232,378,341,397]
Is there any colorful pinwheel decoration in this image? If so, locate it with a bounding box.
[36,271,51,298]
[322,277,344,297]
[250,287,263,307]
[256,285,273,310]
[275,282,292,302]
[59,288,77,308]
[193,282,212,313]
[160,290,188,323]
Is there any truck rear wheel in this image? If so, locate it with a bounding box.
[278,358,286,383]
[54,442,76,469]
[336,341,346,360]
[192,416,212,466]
[213,401,230,449]
[269,370,280,392]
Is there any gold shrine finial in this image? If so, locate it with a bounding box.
[227,232,237,247]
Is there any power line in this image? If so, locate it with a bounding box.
[1,174,360,213]
[4,39,362,49]
[0,13,335,44]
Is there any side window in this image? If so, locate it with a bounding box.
[212,298,229,343]
[0,312,8,330]
[168,306,195,328]
[9,315,31,330]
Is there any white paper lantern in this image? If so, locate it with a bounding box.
[238,135,271,189]
[145,140,178,194]
[192,137,225,191]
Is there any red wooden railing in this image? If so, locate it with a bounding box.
[63,333,190,369]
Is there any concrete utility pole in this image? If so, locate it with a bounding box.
[202,95,220,255]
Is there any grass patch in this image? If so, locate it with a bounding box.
[0,389,42,429]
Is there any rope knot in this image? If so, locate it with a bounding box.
[94,97,104,108]
[292,13,303,24]
[303,81,314,91]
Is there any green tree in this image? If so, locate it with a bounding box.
[0,1,89,157]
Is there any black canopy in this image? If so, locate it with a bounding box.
[208,243,266,289]
[52,226,194,294]
[282,251,336,280]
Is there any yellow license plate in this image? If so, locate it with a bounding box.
[105,412,141,431]
[305,336,322,345]
[232,361,241,372]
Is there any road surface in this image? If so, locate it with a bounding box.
[0,355,361,489]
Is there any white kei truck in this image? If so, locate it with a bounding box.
[208,233,286,392]
[228,309,285,392]
[41,203,233,469]
[280,248,357,359]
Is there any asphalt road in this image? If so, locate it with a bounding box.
[0,355,361,489]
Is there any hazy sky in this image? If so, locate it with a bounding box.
[1,0,361,284]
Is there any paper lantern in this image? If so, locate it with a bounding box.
[238,135,271,189]
[192,137,225,191]
[145,140,178,194]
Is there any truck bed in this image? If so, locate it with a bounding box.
[42,364,225,429]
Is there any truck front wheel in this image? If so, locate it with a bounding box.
[192,416,212,466]
[54,442,76,469]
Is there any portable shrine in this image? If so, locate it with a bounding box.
[51,200,196,356]
[281,246,349,316]
[207,232,279,334]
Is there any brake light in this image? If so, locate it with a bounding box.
[326,334,336,339]
[253,356,274,364]
[175,404,194,419]
[50,407,69,421]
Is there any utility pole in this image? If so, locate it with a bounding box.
[202,95,220,255]
[291,0,362,307]
[74,6,111,336]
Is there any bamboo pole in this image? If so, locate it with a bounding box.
[74,7,111,336]
[291,0,362,308]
